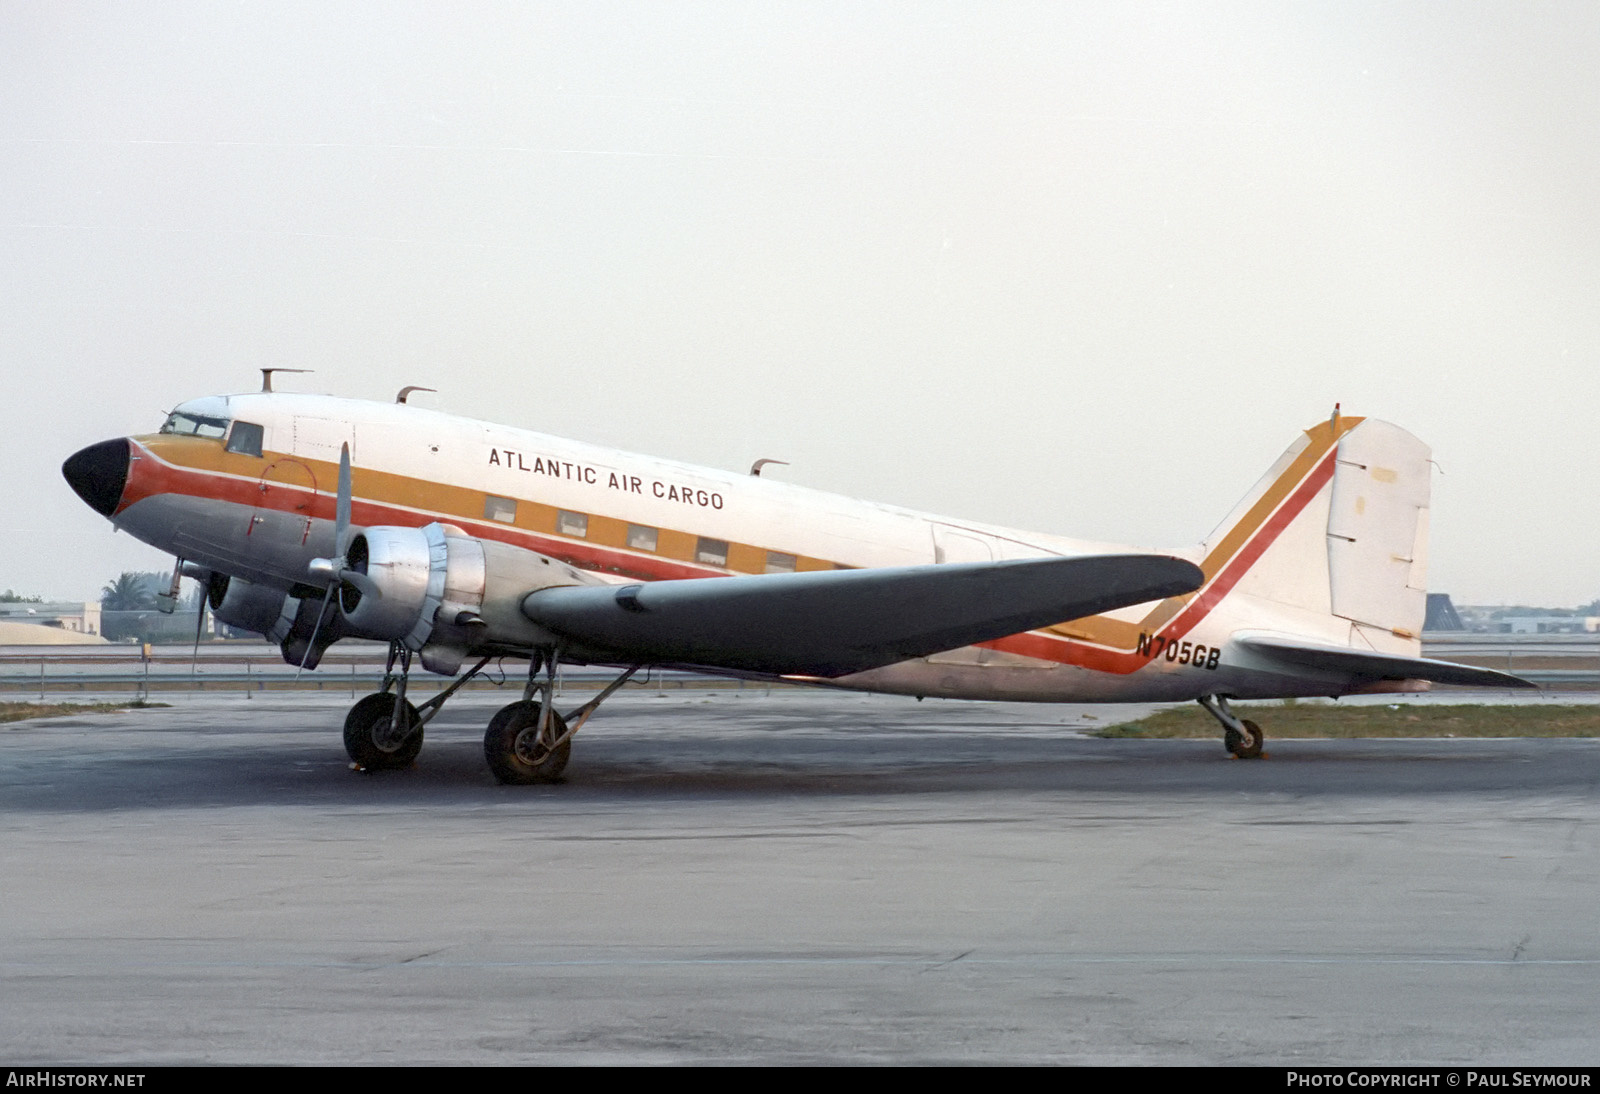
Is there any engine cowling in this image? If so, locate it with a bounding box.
[338,522,596,673]
[209,573,346,668]
[338,526,443,645]
[208,573,298,640]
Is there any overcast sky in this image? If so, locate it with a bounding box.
[3,2,1597,606]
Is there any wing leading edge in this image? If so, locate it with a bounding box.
[521,554,1205,677]
[1236,634,1536,689]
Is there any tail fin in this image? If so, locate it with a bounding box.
[995,412,1511,690]
[1197,413,1430,655]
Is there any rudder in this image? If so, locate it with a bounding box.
[1325,418,1431,644]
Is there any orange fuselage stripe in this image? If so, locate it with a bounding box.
[120,440,724,583]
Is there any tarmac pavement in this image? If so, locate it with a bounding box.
[3,690,1597,1064]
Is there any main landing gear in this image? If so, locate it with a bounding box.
[1198,694,1265,759]
[483,651,640,785]
[340,643,640,783]
[343,644,450,771]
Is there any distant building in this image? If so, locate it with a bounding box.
[0,620,108,645]
[1491,615,1600,635]
[0,601,101,635]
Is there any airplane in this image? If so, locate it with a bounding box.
[61,374,1531,783]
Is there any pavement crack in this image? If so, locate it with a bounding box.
[927,949,974,970]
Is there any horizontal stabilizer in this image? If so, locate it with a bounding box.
[523,554,1204,677]
[1236,635,1536,689]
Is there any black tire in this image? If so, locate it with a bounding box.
[484,700,571,785]
[343,692,423,770]
[1225,718,1265,760]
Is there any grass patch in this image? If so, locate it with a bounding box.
[1096,703,1600,740]
[0,700,168,725]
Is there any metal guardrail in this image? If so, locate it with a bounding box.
[1420,635,1600,689]
[0,643,759,697]
[3,635,1596,696]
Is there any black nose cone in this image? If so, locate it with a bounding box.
[63,438,130,518]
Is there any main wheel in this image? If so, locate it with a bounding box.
[1224,718,1265,760]
[343,692,423,770]
[484,700,571,785]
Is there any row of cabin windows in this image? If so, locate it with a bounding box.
[485,494,798,573]
[204,432,800,572]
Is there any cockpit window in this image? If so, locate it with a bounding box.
[160,412,230,439]
[225,421,264,457]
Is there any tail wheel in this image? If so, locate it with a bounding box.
[1225,718,1265,760]
[343,692,423,770]
[484,700,571,785]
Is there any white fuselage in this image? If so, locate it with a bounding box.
[102,392,1426,703]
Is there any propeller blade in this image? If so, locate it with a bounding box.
[340,569,383,602]
[190,585,206,678]
[299,446,359,676]
[296,585,336,680]
[335,442,352,559]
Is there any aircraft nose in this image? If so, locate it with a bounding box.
[62,438,131,518]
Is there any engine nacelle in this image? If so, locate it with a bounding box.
[209,573,344,667]
[338,526,442,643]
[339,522,595,673]
[208,573,297,639]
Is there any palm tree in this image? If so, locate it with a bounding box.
[101,572,155,613]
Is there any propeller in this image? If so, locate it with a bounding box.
[305,443,382,603]
[298,443,380,674]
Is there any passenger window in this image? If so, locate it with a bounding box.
[225,421,264,457]
[557,510,588,538]
[764,551,797,574]
[626,524,658,552]
[484,495,517,523]
[696,538,729,567]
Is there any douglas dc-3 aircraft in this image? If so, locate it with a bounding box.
[62,374,1530,783]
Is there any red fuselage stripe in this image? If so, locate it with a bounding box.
[979,448,1337,673]
[118,444,724,583]
[119,441,1337,670]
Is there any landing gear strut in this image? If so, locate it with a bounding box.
[483,649,640,785]
[1198,694,1265,759]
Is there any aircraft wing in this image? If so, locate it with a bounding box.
[1235,635,1536,689]
[522,554,1204,677]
